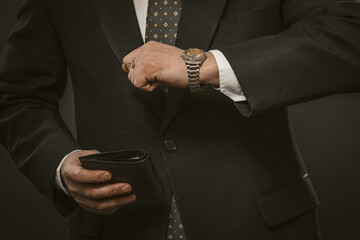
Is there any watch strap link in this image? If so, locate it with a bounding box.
[186,63,201,93]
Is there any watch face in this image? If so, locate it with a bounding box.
[183,48,206,62]
[185,49,204,59]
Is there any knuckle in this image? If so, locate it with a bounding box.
[91,173,100,182]
[67,184,77,194]
[143,61,152,69]
[88,189,98,199]
[63,168,71,178]
[133,80,142,88]
[123,55,130,64]
[111,185,120,195]
[144,62,156,75]
[73,169,81,179]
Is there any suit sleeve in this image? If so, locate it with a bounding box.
[219,0,360,117]
[0,0,79,216]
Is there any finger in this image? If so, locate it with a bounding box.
[78,183,133,200]
[130,70,154,91]
[79,149,101,157]
[67,150,101,167]
[122,46,144,69]
[128,68,154,92]
[137,81,160,92]
[122,63,129,73]
[67,166,112,184]
[143,81,160,92]
[128,66,135,85]
[78,193,137,212]
[80,204,122,215]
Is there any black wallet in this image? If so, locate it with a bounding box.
[79,149,163,200]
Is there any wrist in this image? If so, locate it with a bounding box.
[199,52,220,87]
[56,149,81,195]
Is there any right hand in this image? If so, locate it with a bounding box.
[60,150,136,215]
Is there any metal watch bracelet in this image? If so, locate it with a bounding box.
[186,63,201,93]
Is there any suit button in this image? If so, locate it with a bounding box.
[164,140,177,152]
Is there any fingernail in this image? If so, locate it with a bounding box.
[101,172,111,181]
[121,185,131,193]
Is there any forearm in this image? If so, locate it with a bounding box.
[199,52,220,88]
[0,0,80,216]
[0,98,80,215]
[219,0,360,116]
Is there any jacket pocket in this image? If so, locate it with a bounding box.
[68,207,103,237]
[256,174,320,226]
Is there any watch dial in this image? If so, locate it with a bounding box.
[185,49,204,59]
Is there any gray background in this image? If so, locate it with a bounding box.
[0,1,359,239]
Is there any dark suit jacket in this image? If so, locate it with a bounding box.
[0,0,359,239]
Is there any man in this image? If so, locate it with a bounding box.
[0,0,359,239]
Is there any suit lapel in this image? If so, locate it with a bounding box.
[91,0,164,118]
[161,0,228,132]
[176,0,228,50]
[91,0,143,63]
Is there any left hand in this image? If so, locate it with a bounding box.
[122,41,219,91]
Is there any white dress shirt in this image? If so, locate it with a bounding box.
[55,0,246,192]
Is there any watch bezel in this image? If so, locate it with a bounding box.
[181,48,207,65]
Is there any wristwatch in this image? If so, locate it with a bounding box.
[181,48,207,93]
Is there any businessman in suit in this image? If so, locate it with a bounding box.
[0,0,359,239]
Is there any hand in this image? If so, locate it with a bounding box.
[122,41,220,91]
[60,150,136,215]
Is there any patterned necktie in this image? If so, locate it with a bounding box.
[145,1,187,240]
[145,0,182,44]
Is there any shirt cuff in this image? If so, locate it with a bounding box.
[209,50,246,102]
[55,149,81,196]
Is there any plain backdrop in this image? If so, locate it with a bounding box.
[0,1,359,239]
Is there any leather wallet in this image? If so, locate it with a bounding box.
[80,149,163,200]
